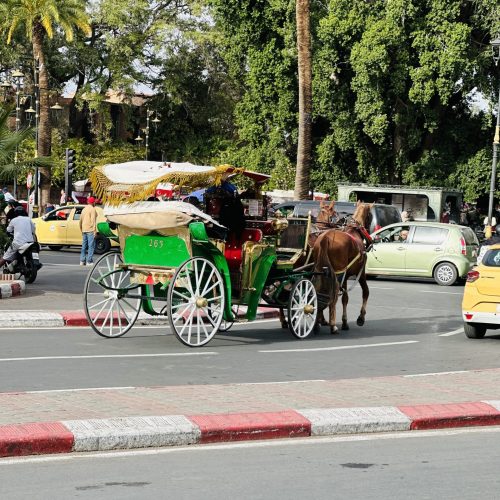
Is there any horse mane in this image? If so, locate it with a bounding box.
[352,202,372,229]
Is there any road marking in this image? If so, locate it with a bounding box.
[0,352,218,362]
[3,426,500,466]
[367,286,394,290]
[403,370,469,378]
[42,263,82,268]
[438,327,464,337]
[19,386,136,394]
[259,340,418,353]
[420,290,463,295]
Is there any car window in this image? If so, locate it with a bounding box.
[73,207,84,220]
[44,208,72,221]
[375,226,410,243]
[460,227,479,245]
[412,226,448,245]
[483,249,500,267]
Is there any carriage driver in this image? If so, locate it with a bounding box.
[205,181,245,241]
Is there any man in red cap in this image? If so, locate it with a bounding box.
[79,196,97,266]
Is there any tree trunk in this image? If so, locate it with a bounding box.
[294,0,312,201]
[32,22,52,209]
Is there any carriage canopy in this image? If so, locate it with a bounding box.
[90,160,269,205]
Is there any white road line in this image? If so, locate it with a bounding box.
[420,290,463,295]
[367,286,395,290]
[0,352,218,362]
[3,426,500,466]
[438,327,464,337]
[403,370,469,378]
[42,263,82,267]
[259,340,418,353]
[19,386,136,394]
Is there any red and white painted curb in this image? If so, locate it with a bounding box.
[0,307,279,328]
[2,401,500,458]
[0,280,25,299]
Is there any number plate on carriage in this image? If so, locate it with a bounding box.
[123,234,190,267]
[32,253,39,259]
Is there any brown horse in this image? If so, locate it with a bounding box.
[312,202,372,333]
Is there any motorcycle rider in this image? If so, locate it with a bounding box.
[0,206,36,270]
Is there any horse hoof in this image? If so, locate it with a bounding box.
[313,323,320,333]
[356,317,365,327]
[331,326,339,334]
[341,323,349,331]
[281,321,288,329]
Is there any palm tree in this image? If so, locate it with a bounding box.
[0,104,51,183]
[4,0,91,208]
[294,0,312,200]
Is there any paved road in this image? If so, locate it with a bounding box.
[0,257,482,393]
[2,427,500,499]
[0,275,495,392]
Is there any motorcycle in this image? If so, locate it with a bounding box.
[2,237,42,284]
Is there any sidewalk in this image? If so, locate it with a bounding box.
[2,368,500,457]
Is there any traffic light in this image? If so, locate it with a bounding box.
[66,148,76,176]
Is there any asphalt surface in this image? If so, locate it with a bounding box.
[1,263,497,392]
[2,427,500,499]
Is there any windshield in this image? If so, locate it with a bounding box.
[483,248,500,267]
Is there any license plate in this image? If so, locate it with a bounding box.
[32,253,39,259]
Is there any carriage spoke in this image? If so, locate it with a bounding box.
[85,252,141,339]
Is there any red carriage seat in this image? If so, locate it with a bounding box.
[224,228,263,270]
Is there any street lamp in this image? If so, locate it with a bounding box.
[12,69,24,199]
[485,35,500,239]
[144,108,161,160]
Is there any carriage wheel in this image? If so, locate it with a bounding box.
[84,251,142,338]
[287,279,318,339]
[167,257,225,347]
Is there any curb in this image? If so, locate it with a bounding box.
[2,401,500,458]
[0,307,280,329]
[0,280,25,299]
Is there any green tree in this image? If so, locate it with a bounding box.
[3,0,91,208]
[0,104,50,182]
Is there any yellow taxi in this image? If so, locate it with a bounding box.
[33,204,119,254]
[462,243,500,338]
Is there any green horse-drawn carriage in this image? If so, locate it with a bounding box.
[84,161,319,346]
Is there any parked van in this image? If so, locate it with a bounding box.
[271,200,401,233]
[337,183,463,223]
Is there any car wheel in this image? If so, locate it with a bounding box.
[433,262,458,286]
[48,245,63,251]
[94,235,111,255]
[464,322,486,339]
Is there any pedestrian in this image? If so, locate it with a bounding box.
[60,189,67,206]
[2,187,15,203]
[401,207,414,222]
[440,209,450,224]
[79,196,97,266]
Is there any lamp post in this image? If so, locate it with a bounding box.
[486,36,500,239]
[11,69,24,199]
[32,59,40,218]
